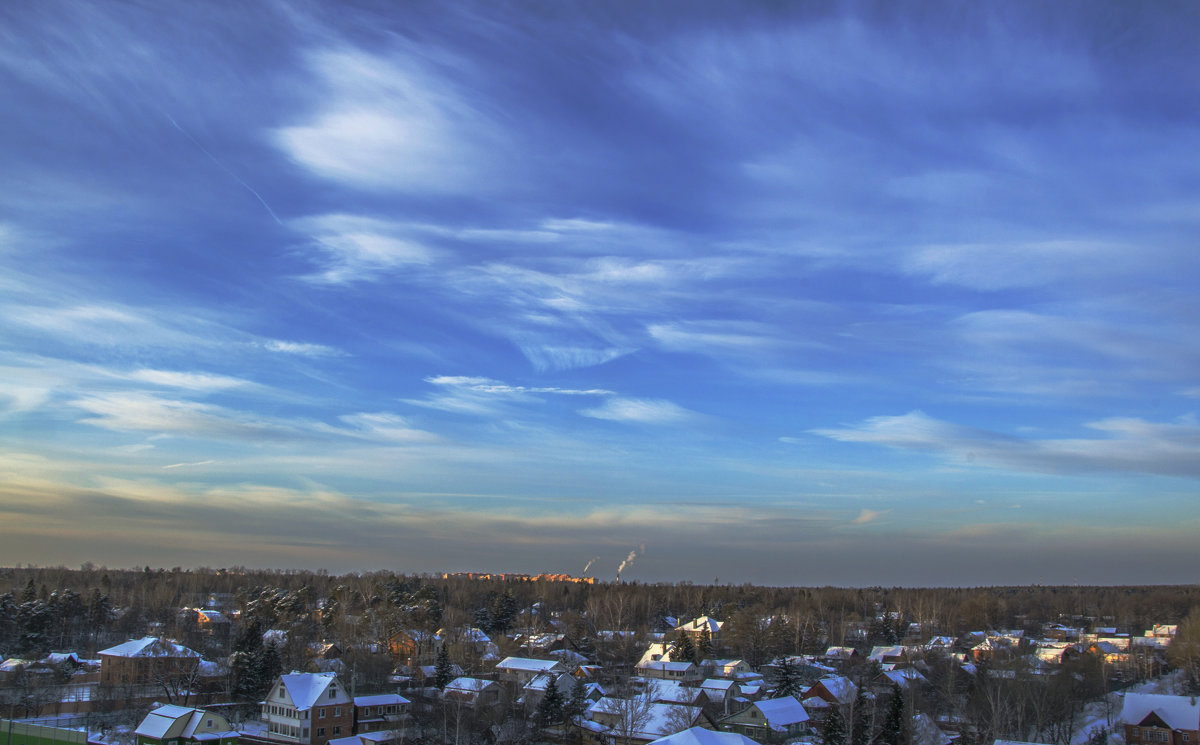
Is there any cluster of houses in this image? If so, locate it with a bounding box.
[0,607,1191,745]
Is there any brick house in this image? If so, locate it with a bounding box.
[259,672,354,745]
[1121,693,1200,745]
[99,637,202,688]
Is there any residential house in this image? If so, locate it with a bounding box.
[801,676,857,722]
[387,630,438,666]
[867,646,912,667]
[644,680,709,708]
[637,660,703,684]
[258,671,354,745]
[327,733,400,745]
[522,672,573,710]
[640,643,677,667]
[495,657,568,689]
[677,617,724,646]
[705,660,753,679]
[352,694,409,733]
[720,697,809,741]
[442,677,501,709]
[1120,693,1200,745]
[823,647,859,664]
[587,698,705,745]
[647,727,762,745]
[99,637,202,688]
[699,679,740,717]
[911,713,954,745]
[134,704,238,745]
[877,668,928,691]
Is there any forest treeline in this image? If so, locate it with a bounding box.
[2,563,1198,661]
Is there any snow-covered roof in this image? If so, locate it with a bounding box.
[824,647,858,659]
[881,669,928,688]
[43,653,80,665]
[0,659,31,672]
[638,660,696,672]
[811,676,857,704]
[754,697,810,729]
[911,713,952,745]
[135,705,225,741]
[445,676,496,693]
[278,671,346,710]
[524,672,571,693]
[591,699,703,740]
[648,726,763,745]
[1120,693,1200,731]
[676,616,724,634]
[646,680,704,705]
[328,733,401,745]
[496,657,564,673]
[701,679,738,692]
[100,637,201,659]
[355,694,409,707]
[868,645,908,662]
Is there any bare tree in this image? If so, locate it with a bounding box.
[600,683,655,745]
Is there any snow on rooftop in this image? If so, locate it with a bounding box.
[813,676,857,704]
[1120,693,1200,731]
[755,696,810,729]
[445,676,494,693]
[354,693,409,707]
[648,726,763,745]
[99,637,201,659]
[496,657,563,672]
[279,671,345,710]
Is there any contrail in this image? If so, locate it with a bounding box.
[163,111,283,226]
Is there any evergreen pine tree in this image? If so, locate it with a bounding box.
[433,644,453,690]
[697,626,713,662]
[772,657,803,699]
[566,675,589,722]
[537,674,565,728]
[671,633,696,663]
[851,686,872,745]
[823,705,848,745]
[881,684,907,745]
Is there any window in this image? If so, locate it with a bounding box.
[334,707,341,717]
[329,689,337,699]
[302,729,308,738]
[207,720,213,728]
[319,709,326,719]
[333,727,341,736]
[317,728,325,737]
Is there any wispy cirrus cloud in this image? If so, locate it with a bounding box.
[580,397,702,426]
[814,410,1200,479]
[291,213,437,284]
[127,369,251,391]
[406,374,613,417]
[260,339,341,357]
[425,375,613,396]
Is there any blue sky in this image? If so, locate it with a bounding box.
[2,1,1199,586]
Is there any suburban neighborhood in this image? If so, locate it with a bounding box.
[1,567,1199,745]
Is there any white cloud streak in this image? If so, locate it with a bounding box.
[580,397,701,426]
[814,410,1200,479]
